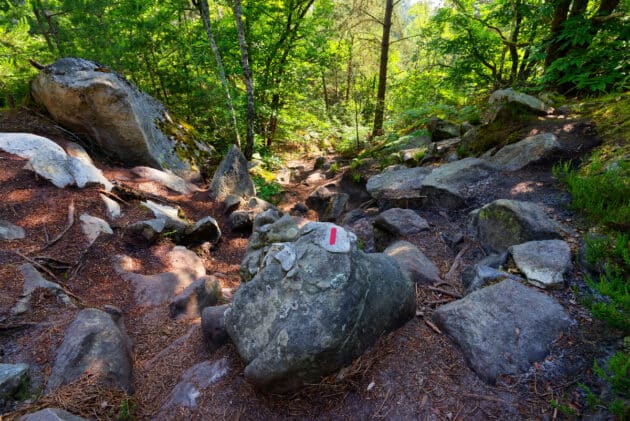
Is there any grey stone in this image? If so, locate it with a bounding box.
[20,408,87,421]
[100,194,121,220]
[305,185,336,214]
[384,241,441,285]
[510,240,572,289]
[229,197,277,232]
[141,200,188,231]
[427,117,461,141]
[161,359,228,410]
[462,265,524,294]
[201,305,230,351]
[321,193,349,222]
[181,216,221,247]
[226,222,416,392]
[132,166,199,194]
[374,208,429,236]
[116,247,206,306]
[222,194,244,215]
[209,145,255,202]
[11,264,74,316]
[46,308,133,393]
[31,58,191,175]
[0,220,25,241]
[169,275,222,319]
[0,363,29,406]
[126,218,166,243]
[0,133,111,190]
[468,199,564,253]
[489,88,551,115]
[345,218,375,253]
[487,133,561,171]
[366,167,431,209]
[65,142,113,191]
[433,279,571,384]
[79,213,113,245]
[253,208,283,231]
[341,209,366,226]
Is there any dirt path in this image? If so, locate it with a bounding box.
[0,109,617,420]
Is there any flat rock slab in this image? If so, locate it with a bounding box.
[374,208,429,236]
[366,167,431,209]
[433,279,571,384]
[510,240,572,289]
[487,133,560,171]
[0,132,112,190]
[20,408,87,421]
[384,241,441,285]
[46,308,133,394]
[468,199,564,253]
[0,220,25,241]
[132,166,199,194]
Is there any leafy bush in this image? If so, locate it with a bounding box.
[252,175,283,205]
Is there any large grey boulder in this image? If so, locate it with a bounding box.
[384,241,440,285]
[0,132,111,190]
[0,220,25,241]
[510,240,572,289]
[487,133,561,171]
[20,408,86,421]
[46,308,133,393]
[209,145,255,202]
[489,88,551,115]
[0,363,29,408]
[468,199,564,253]
[366,167,431,210]
[226,222,416,392]
[433,279,571,384]
[31,58,191,175]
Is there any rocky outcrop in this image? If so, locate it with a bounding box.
[510,240,572,289]
[31,58,191,175]
[468,199,564,253]
[46,308,133,393]
[209,145,255,202]
[0,132,112,190]
[366,167,431,209]
[433,279,571,384]
[225,222,416,392]
[487,133,561,171]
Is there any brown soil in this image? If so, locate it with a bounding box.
[0,108,620,420]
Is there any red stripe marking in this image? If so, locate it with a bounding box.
[329,227,337,246]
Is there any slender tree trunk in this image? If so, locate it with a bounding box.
[322,73,329,112]
[508,0,522,83]
[372,0,394,136]
[232,0,255,159]
[545,0,572,68]
[345,36,354,102]
[196,0,241,148]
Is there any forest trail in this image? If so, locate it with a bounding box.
[0,106,620,420]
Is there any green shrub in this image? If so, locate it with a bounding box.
[252,175,283,205]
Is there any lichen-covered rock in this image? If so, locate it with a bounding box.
[433,279,571,384]
[468,199,564,253]
[31,58,191,175]
[226,222,416,392]
[209,145,255,202]
[46,308,133,393]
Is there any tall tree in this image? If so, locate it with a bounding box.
[194,0,241,149]
[373,0,396,136]
[231,0,255,159]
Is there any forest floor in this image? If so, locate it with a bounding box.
[0,108,623,420]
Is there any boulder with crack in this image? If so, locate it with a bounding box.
[46,308,133,394]
[226,222,416,392]
[433,279,571,384]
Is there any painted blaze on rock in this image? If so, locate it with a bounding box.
[225,222,416,392]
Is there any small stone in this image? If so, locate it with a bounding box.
[100,194,121,220]
[169,276,222,319]
[0,363,29,406]
[0,220,25,241]
[80,213,113,245]
[201,305,230,351]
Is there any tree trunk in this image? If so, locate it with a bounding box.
[232,0,255,159]
[196,0,241,148]
[372,0,394,137]
[545,0,572,68]
[345,36,354,102]
[508,0,522,83]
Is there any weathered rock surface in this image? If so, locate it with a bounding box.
[11,264,74,316]
[100,194,121,220]
[201,305,230,351]
[488,88,551,115]
[0,363,29,408]
[226,222,416,392]
[320,193,349,222]
[510,240,572,289]
[384,241,441,285]
[20,408,87,421]
[141,200,188,231]
[433,279,571,384]
[468,199,563,253]
[374,208,429,236]
[366,167,431,209]
[79,213,113,245]
[160,359,228,411]
[209,145,255,202]
[487,133,561,171]
[0,220,25,241]
[169,275,222,319]
[116,246,206,306]
[0,132,111,190]
[132,166,199,194]
[31,58,190,175]
[46,308,133,393]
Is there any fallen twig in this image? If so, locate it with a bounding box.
[462,393,508,404]
[445,244,470,284]
[424,320,442,335]
[98,189,130,206]
[40,201,75,251]
[425,286,462,299]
